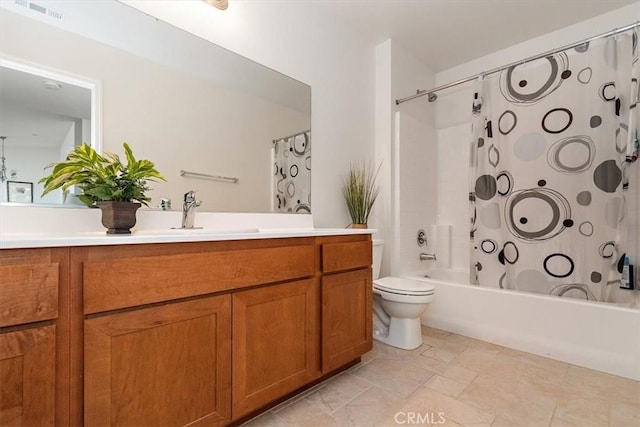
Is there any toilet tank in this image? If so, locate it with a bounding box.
[372,239,384,279]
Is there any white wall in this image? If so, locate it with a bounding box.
[374,40,393,275]
[374,40,436,276]
[434,3,640,275]
[122,0,376,227]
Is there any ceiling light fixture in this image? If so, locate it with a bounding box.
[202,0,228,10]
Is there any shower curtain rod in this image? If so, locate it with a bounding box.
[395,21,640,105]
[272,129,311,143]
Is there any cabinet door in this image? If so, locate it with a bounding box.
[0,247,68,426]
[84,295,231,427]
[232,279,320,418]
[322,268,372,372]
[0,325,56,426]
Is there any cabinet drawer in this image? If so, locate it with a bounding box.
[322,241,372,273]
[83,244,315,314]
[0,263,59,327]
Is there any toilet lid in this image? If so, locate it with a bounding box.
[373,276,435,296]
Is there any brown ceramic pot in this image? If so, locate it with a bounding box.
[96,201,141,234]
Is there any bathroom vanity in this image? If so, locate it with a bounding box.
[0,229,372,426]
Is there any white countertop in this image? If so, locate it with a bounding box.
[0,204,375,249]
[0,227,374,249]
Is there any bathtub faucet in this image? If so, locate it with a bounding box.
[419,252,437,261]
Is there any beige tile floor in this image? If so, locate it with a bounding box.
[243,326,640,427]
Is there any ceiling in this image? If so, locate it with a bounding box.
[311,0,638,72]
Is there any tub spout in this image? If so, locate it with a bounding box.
[420,252,437,261]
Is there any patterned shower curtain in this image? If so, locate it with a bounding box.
[470,29,639,302]
[272,131,311,213]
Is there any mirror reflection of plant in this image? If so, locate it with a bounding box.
[39,142,166,206]
[342,161,381,226]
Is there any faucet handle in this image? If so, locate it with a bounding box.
[159,197,172,210]
[184,190,197,202]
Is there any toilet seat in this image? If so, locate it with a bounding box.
[373,276,435,296]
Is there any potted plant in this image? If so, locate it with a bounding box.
[40,142,166,234]
[342,161,381,228]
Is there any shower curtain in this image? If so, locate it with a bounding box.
[272,131,311,213]
[470,29,639,302]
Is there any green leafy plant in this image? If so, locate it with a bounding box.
[40,142,166,206]
[342,161,381,225]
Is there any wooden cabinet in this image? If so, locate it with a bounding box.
[84,295,231,427]
[232,279,320,418]
[320,238,373,373]
[0,233,372,425]
[76,238,317,425]
[0,248,69,426]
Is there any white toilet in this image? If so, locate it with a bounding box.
[372,240,435,350]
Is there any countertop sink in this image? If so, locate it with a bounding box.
[170,227,260,234]
[139,227,260,235]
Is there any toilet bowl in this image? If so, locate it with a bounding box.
[372,240,435,350]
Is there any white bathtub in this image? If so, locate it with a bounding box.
[402,269,640,381]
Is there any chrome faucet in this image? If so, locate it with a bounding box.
[181,190,201,229]
[419,252,437,261]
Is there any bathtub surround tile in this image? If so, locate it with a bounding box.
[244,329,640,427]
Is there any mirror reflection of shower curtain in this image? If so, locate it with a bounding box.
[469,29,638,303]
[272,131,311,213]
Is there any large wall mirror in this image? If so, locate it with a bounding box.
[0,0,311,213]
